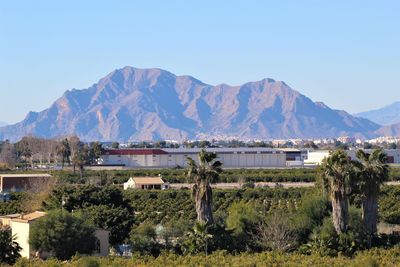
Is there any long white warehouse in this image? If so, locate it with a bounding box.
[305,149,400,166]
[100,148,303,168]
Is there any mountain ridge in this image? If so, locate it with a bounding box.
[0,66,384,142]
[355,101,400,126]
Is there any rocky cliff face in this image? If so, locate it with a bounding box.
[0,66,382,142]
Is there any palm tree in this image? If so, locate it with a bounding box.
[186,149,222,225]
[57,139,71,168]
[320,150,355,234]
[355,149,389,237]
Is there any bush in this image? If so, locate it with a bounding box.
[301,208,368,257]
[0,227,21,265]
[29,210,96,260]
[379,186,400,224]
[129,223,160,256]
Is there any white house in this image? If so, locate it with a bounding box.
[123,177,169,190]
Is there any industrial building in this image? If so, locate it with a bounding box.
[100,148,303,168]
[304,149,400,166]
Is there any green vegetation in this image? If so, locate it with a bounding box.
[29,210,96,260]
[0,227,21,265]
[49,168,317,184]
[43,185,134,247]
[187,149,223,225]
[7,247,400,267]
[0,192,27,215]
[379,186,400,224]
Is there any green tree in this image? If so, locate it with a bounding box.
[186,149,222,225]
[57,138,71,168]
[129,223,159,256]
[43,185,134,247]
[226,201,261,236]
[85,205,134,247]
[0,227,21,265]
[15,138,32,169]
[355,149,389,238]
[29,210,96,260]
[226,201,262,251]
[180,222,213,255]
[319,150,356,234]
[88,142,104,165]
[72,143,89,179]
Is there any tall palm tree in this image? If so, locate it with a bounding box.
[355,149,389,237]
[186,149,222,225]
[320,150,355,234]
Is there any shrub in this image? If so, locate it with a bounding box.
[29,210,96,260]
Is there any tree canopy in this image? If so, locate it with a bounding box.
[29,210,96,260]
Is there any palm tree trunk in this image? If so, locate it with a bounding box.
[332,191,349,234]
[194,182,214,225]
[79,165,84,180]
[362,188,379,244]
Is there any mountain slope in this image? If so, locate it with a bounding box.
[0,66,381,142]
[375,122,400,137]
[356,102,400,125]
[0,121,7,127]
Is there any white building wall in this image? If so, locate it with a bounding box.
[304,151,330,165]
[11,221,31,259]
[102,150,288,168]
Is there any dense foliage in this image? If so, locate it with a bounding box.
[43,185,134,247]
[2,166,400,185]
[29,210,96,260]
[0,192,27,215]
[0,227,21,265]
[7,247,400,267]
[379,186,400,224]
[124,187,307,226]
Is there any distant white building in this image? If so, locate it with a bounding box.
[305,149,400,166]
[123,177,169,190]
[304,150,330,166]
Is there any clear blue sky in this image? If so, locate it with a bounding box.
[1,1,399,123]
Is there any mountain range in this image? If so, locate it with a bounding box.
[0,66,398,142]
[355,102,400,126]
[0,121,7,127]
